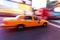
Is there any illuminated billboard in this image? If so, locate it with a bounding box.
[18,4,32,11]
[18,3,32,15]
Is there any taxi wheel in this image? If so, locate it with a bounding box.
[16,24,24,30]
[43,22,47,28]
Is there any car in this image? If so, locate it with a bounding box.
[48,12,60,20]
[1,15,48,29]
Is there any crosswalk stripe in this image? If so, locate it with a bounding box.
[49,22,60,28]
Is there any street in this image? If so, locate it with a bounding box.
[0,17,60,40]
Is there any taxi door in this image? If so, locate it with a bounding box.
[23,16,36,27]
[32,16,41,27]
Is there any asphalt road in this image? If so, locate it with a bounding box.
[0,17,60,40]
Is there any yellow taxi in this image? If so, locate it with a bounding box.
[1,15,48,29]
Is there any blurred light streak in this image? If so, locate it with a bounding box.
[50,0,55,2]
[57,0,60,2]
[54,7,60,12]
[7,0,23,2]
[0,0,32,15]
[0,0,18,9]
[0,0,24,14]
[32,0,47,9]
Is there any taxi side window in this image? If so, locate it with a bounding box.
[24,16,32,20]
[34,16,38,20]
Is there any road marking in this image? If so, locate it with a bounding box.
[50,20,60,23]
[53,21,60,23]
[49,22,60,28]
